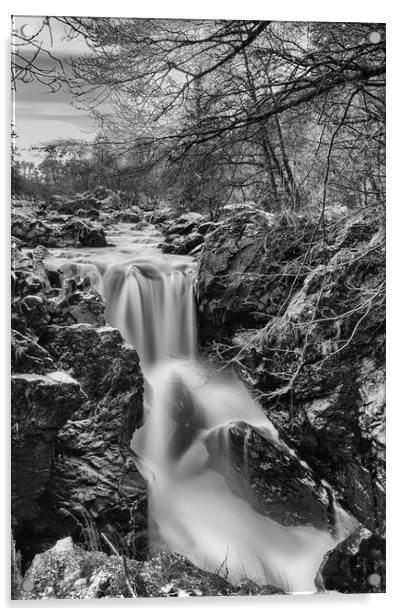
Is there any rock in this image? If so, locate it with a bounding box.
[31,324,147,557]
[160,232,204,255]
[204,421,338,532]
[317,528,385,593]
[48,277,106,327]
[11,212,107,248]
[113,207,141,223]
[74,207,101,220]
[63,219,107,247]
[215,214,385,537]
[147,208,175,225]
[19,538,282,599]
[11,372,86,528]
[163,212,204,236]
[11,330,54,374]
[46,193,102,215]
[12,294,50,338]
[197,210,316,340]
[45,268,63,288]
[198,220,218,235]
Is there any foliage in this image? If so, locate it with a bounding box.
[12,19,385,219]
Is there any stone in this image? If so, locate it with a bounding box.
[31,324,147,557]
[11,329,54,374]
[18,538,283,599]
[163,212,204,236]
[204,420,337,532]
[160,232,204,255]
[48,278,106,327]
[11,372,86,527]
[11,211,107,248]
[317,528,385,593]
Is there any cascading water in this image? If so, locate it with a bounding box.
[44,224,356,593]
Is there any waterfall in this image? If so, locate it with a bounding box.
[44,233,356,594]
[102,257,197,367]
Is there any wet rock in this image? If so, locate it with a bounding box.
[197,209,315,340]
[19,538,282,599]
[198,220,218,235]
[11,330,54,374]
[32,324,147,557]
[46,193,102,215]
[11,211,107,248]
[74,207,101,220]
[317,528,385,593]
[12,294,50,338]
[45,268,63,288]
[63,219,107,247]
[199,211,385,542]
[160,232,204,255]
[213,216,385,538]
[48,277,106,327]
[11,372,86,528]
[147,208,175,225]
[163,212,204,236]
[204,420,337,532]
[113,207,141,223]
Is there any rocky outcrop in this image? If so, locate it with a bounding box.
[198,210,385,545]
[21,324,147,559]
[45,188,133,216]
[12,211,107,248]
[197,209,318,340]
[11,247,106,336]
[160,231,204,255]
[17,537,282,599]
[11,372,86,528]
[205,421,338,533]
[158,212,206,255]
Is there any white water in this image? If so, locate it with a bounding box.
[44,222,356,593]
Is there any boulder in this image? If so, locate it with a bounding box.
[11,372,86,528]
[113,207,141,223]
[204,421,338,532]
[18,537,282,599]
[160,232,204,255]
[146,208,175,225]
[163,212,204,236]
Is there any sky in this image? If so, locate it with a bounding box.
[12,16,97,162]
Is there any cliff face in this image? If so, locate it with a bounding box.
[197,208,385,590]
[11,242,147,562]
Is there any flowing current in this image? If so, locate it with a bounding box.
[45,223,356,593]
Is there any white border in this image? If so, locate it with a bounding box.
[2,1,400,614]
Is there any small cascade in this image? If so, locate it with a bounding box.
[102,258,197,367]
